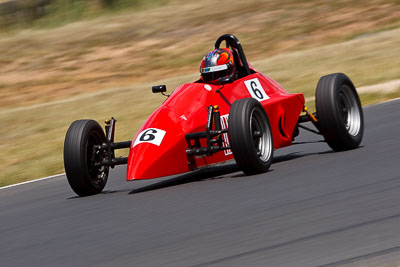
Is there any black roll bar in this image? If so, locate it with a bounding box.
[214,34,251,77]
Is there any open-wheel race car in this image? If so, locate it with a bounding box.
[64,34,364,196]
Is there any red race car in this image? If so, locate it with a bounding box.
[64,34,364,196]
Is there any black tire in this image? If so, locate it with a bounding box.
[64,120,109,196]
[228,98,274,175]
[315,73,364,151]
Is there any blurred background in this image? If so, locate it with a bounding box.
[0,0,399,186]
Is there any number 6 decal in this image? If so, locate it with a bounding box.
[133,128,166,147]
[244,78,269,101]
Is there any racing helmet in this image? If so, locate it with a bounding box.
[200,48,236,84]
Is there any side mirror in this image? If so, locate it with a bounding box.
[152,85,167,94]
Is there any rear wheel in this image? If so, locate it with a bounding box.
[64,120,109,196]
[315,73,364,151]
[228,98,274,175]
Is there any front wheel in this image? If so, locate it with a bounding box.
[228,98,274,175]
[64,120,109,196]
[315,73,364,151]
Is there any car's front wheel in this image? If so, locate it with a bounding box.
[228,98,274,175]
[64,120,109,196]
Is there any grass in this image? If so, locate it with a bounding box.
[1,27,400,186]
[1,0,400,186]
[1,0,400,109]
[360,90,400,106]
[252,28,400,98]
[0,0,168,30]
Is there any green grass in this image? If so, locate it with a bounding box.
[359,89,400,107]
[39,0,168,27]
[0,0,168,30]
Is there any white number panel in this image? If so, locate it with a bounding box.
[133,128,166,147]
[244,78,270,101]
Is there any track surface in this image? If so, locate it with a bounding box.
[1,100,400,266]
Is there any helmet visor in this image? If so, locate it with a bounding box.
[201,64,231,82]
[201,69,232,82]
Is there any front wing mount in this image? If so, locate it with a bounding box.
[185,105,230,170]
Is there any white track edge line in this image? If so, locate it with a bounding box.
[0,173,65,190]
[1,97,399,191]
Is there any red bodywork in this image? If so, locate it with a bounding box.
[126,69,304,180]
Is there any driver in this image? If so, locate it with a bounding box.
[200,48,236,85]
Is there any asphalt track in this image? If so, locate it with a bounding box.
[1,99,400,267]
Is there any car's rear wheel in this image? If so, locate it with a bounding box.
[228,98,274,175]
[315,73,364,151]
[64,120,109,196]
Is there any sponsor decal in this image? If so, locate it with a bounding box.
[204,84,212,91]
[201,64,228,73]
[220,114,232,156]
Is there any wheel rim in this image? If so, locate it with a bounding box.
[338,85,361,136]
[250,108,272,162]
[87,135,108,187]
